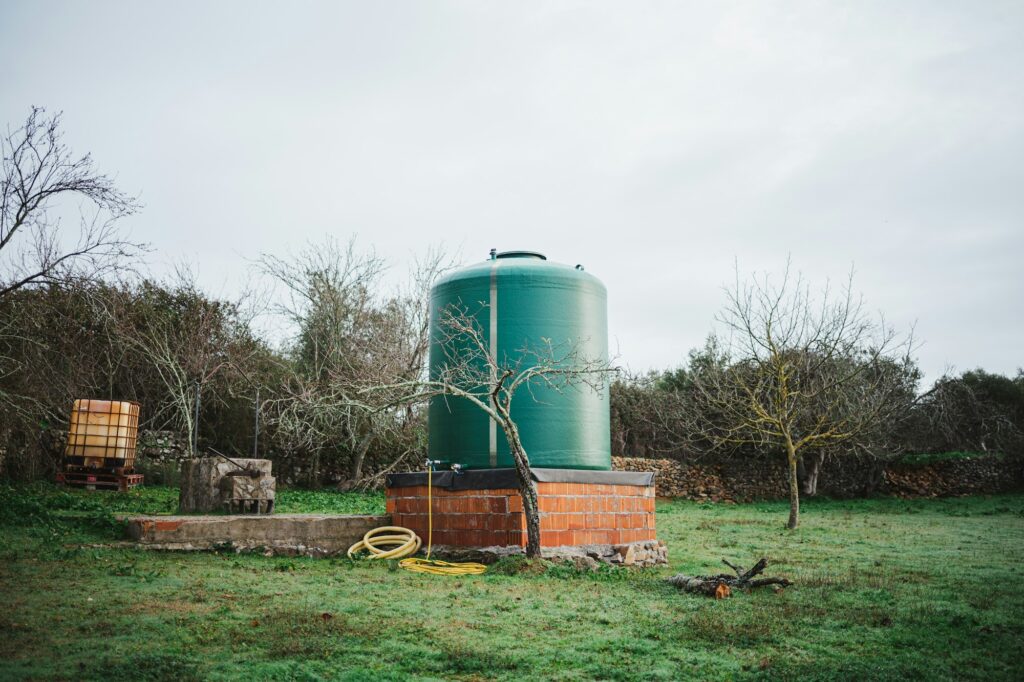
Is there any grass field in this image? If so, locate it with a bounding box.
[1,484,1023,681]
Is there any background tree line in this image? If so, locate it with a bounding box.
[3,251,1019,491]
[0,248,440,486]
[1,106,1020,502]
[611,365,1023,483]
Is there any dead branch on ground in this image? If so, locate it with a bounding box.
[667,557,793,598]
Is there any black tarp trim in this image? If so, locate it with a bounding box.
[385,468,655,490]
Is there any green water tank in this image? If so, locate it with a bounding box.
[428,250,610,470]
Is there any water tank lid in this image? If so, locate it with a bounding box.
[495,250,547,260]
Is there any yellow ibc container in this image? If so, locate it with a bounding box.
[65,399,141,469]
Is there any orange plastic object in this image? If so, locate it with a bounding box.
[65,399,141,469]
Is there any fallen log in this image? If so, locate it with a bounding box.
[667,557,792,597]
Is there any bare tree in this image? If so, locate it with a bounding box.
[102,270,258,455]
[909,370,1024,456]
[374,304,614,558]
[1,107,144,298]
[0,271,278,480]
[259,239,454,485]
[259,238,387,482]
[793,353,920,497]
[687,262,915,529]
[610,370,693,459]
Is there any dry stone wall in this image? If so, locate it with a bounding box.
[883,457,1019,497]
[126,430,1023,500]
[613,455,1024,501]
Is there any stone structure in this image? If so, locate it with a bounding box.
[125,514,388,556]
[218,473,275,513]
[179,457,275,514]
[883,457,1024,497]
[612,454,1024,501]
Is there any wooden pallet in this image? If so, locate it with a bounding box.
[57,469,144,491]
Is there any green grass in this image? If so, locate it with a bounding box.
[274,488,384,515]
[894,450,1004,466]
[1,485,1023,680]
[0,482,385,520]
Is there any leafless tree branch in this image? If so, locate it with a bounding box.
[1,106,146,297]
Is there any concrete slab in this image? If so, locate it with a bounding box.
[125,513,390,557]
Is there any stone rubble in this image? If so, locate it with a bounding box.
[430,539,668,569]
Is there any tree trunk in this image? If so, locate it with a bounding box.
[786,442,800,530]
[308,451,321,489]
[349,433,374,481]
[799,451,824,497]
[503,420,542,558]
[862,459,886,496]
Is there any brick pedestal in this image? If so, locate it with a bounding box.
[386,469,656,548]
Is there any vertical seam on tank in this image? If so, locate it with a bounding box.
[489,261,498,467]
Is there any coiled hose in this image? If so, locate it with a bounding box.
[346,467,487,576]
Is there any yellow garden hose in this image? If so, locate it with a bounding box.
[346,466,487,576]
[346,526,422,559]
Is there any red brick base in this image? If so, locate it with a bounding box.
[386,481,656,548]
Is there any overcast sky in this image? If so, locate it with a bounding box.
[2,1,1021,383]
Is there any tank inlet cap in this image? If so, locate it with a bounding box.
[495,250,547,260]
